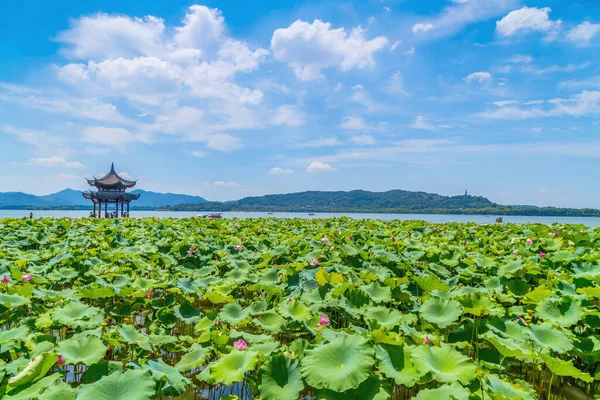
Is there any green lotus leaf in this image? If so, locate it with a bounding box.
[549,250,576,263]
[375,344,420,386]
[117,324,152,351]
[220,303,250,325]
[2,373,61,400]
[301,334,375,392]
[527,323,573,353]
[51,301,104,329]
[278,298,312,322]
[6,353,58,393]
[76,369,156,400]
[413,383,471,400]
[144,358,190,395]
[459,293,504,317]
[0,292,30,307]
[252,341,280,356]
[536,297,583,327]
[38,382,77,400]
[207,350,259,386]
[315,376,391,400]
[176,278,199,294]
[420,297,463,328]
[414,274,449,293]
[175,344,210,372]
[480,331,534,359]
[56,333,107,366]
[0,325,29,346]
[411,345,476,385]
[254,310,287,333]
[259,354,304,400]
[174,302,202,324]
[484,374,536,400]
[542,355,593,382]
[359,281,391,303]
[78,285,115,299]
[498,260,525,277]
[363,306,406,329]
[149,334,178,347]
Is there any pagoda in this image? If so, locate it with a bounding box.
[82,163,140,218]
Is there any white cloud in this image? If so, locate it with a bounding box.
[270,105,305,126]
[464,71,492,83]
[507,54,533,63]
[404,47,415,55]
[307,161,336,172]
[82,127,138,146]
[340,116,368,130]
[296,137,341,148]
[28,157,85,168]
[174,5,225,51]
[410,0,518,39]
[478,90,600,119]
[212,181,240,187]
[390,40,401,51]
[268,167,294,175]
[351,135,375,145]
[496,7,561,38]
[410,115,435,130]
[559,76,600,91]
[388,71,407,95]
[0,125,63,149]
[271,19,388,80]
[413,23,434,33]
[191,150,208,158]
[350,84,386,112]
[520,62,591,75]
[567,22,600,46]
[492,100,519,107]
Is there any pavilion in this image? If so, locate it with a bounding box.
[82,163,140,218]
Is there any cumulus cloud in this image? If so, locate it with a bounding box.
[270,19,388,80]
[410,116,435,130]
[28,157,85,168]
[506,54,533,63]
[413,23,434,33]
[567,22,600,46]
[388,71,407,95]
[307,161,336,172]
[191,150,207,158]
[496,7,561,38]
[270,105,305,126]
[268,167,294,175]
[340,116,369,130]
[464,71,492,83]
[82,127,138,146]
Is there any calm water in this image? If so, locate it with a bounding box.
[1,210,599,226]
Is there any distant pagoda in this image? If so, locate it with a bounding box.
[82,163,140,218]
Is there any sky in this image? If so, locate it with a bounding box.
[0,0,599,206]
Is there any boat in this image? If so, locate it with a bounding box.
[197,213,223,219]
[308,213,315,216]
[268,212,274,215]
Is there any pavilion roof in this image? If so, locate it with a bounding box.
[82,191,140,201]
[87,163,137,189]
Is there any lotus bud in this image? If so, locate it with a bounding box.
[423,336,431,345]
[321,237,331,245]
[310,258,319,266]
[233,339,247,351]
[57,355,66,367]
[146,290,154,298]
[187,246,196,254]
[21,274,32,282]
[526,238,533,245]
[553,232,559,238]
[1,275,9,285]
[235,244,244,251]
[539,252,546,258]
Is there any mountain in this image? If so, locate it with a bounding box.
[162,190,600,217]
[0,189,207,209]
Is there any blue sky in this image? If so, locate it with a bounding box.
[0,0,599,206]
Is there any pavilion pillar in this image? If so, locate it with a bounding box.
[121,202,124,216]
[127,202,130,215]
[104,201,108,218]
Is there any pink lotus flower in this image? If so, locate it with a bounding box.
[235,244,244,251]
[310,258,319,266]
[423,336,431,345]
[146,290,154,298]
[187,246,196,255]
[321,237,331,245]
[233,339,247,351]
[526,238,533,245]
[1,275,9,285]
[316,314,330,328]
[433,227,438,231]
[391,237,396,242]
[57,355,66,367]
[512,249,519,254]
[539,252,546,258]
[21,274,31,283]
[554,232,559,238]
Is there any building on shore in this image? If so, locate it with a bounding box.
[82,163,140,218]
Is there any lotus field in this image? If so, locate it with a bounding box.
[1,217,600,399]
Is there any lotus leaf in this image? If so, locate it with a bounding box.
[259,354,304,400]
[55,334,107,366]
[411,345,476,385]
[419,297,463,328]
[76,369,155,400]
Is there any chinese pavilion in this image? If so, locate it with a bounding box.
[82,163,140,218]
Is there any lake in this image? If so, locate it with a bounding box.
[1,210,600,226]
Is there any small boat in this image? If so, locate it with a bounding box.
[198,213,223,219]
[495,217,503,224]
[308,213,315,216]
[268,212,274,215]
